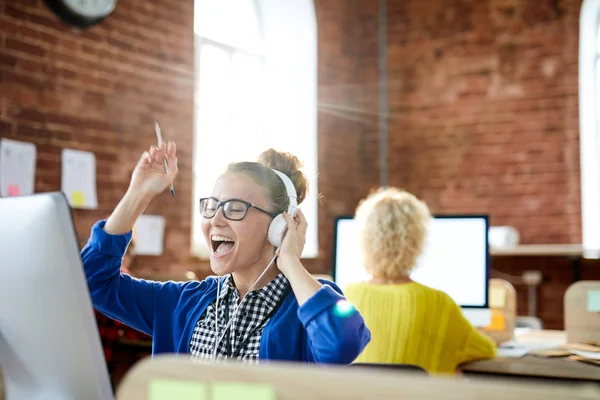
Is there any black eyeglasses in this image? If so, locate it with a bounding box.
[199,197,276,221]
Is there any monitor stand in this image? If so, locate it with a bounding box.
[462,308,492,328]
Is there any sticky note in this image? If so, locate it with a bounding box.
[588,290,600,312]
[489,286,505,308]
[72,190,85,207]
[149,380,207,400]
[211,382,276,400]
[7,184,20,196]
[486,310,506,331]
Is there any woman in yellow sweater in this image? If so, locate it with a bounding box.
[344,188,496,374]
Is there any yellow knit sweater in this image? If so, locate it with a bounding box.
[344,281,497,374]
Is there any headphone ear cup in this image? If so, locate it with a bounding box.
[268,214,287,247]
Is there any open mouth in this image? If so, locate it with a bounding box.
[211,235,235,256]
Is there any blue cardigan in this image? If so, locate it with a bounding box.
[81,221,370,364]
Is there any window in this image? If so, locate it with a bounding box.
[580,0,600,258]
[192,0,318,258]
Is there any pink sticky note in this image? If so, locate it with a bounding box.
[7,184,20,196]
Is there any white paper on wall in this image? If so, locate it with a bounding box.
[0,138,37,197]
[61,148,98,209]
[135,215,166,256]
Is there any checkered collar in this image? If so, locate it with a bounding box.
[218,273,288,308]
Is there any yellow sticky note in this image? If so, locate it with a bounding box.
[212,382,276,400]
[149,380,207,400]
[588,290,600,312]
[72,190,86,207]
[487,310,506,331]
[489,286,505,309]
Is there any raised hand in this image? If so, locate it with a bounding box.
[104,140,178,235]
[129,141,178,198]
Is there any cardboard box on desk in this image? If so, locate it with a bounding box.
[565,281,600,345]
[482,279,517,344]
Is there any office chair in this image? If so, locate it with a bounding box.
[349,363,428,375]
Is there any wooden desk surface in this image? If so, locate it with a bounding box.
[117,356,600,400]
[490,244,583,257]
[461,355,599,381]
[461,330,599,382]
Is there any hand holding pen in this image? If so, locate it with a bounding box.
[127,124,179,199]
[155,123,176,196]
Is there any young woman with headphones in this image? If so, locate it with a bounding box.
[82,141,370,364]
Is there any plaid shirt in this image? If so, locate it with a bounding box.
[190,273,288,363]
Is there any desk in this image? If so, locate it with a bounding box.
[461,330,599,383]
[461,355,599,382]
[490,244,583,257]
[117,356,600,400]
[490,244,583,282]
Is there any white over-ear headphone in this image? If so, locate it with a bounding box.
[267,169,297,247]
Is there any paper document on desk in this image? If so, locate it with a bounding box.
[497,347,529,358]
[559,343,600,352]
[570,350,600,360]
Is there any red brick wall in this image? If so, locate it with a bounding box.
[316,0,586,272]
[0,0,381,277]
[0,0,196,276]
[383,0,600,329]
[1,1,595,330]
[314,0,380,272]
[387,0,582,245]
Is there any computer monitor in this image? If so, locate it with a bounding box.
[0,193,113,400]
[333,215,492,327]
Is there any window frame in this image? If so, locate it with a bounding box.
[579,0,600,258]
[191,0,319,259]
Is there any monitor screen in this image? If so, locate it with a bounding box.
[333,215,489,308]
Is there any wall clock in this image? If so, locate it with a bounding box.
[44,0,117,28]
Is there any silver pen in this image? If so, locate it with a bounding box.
[154,122,175,197]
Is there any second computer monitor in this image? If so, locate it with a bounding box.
[333,215,491,325]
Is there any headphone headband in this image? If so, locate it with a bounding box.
[270,169,297,214]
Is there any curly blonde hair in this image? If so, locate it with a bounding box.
[355,187,431,280]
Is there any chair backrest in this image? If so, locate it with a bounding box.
[482,279,517,343]
[349,363,428,375]
[116,355,600,399]
[565,281,600,344]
